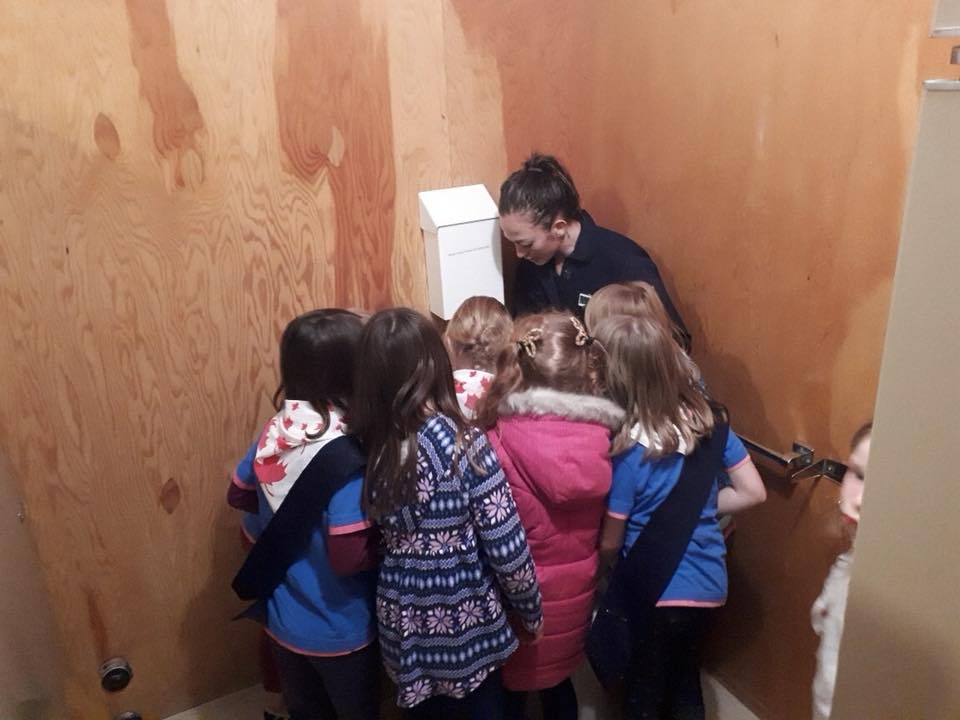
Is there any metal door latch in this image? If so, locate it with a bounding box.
[739,436,847,482]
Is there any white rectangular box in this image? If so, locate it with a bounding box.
[419,184,504,319]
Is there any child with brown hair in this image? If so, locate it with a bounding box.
[443,296,513,418]
[352,307,543,719]
[585,280,691,352]
[593,314,765,719]
[230,309,380,720]
[475,312,624,720]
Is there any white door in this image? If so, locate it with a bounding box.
[832,33,960,717]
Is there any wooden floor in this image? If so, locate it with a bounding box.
[163,672,759,720]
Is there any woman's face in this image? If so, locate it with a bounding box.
[839,435,870,523]
[500,212,563,265]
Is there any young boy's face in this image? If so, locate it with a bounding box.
[839,435,870,523]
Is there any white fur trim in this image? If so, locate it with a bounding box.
[499,387,624,430]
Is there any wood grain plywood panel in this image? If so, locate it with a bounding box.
[446,0,600,174]
[444,0,601,308]
[0,0,406,716]
[440,1,506,194]
[275,0,397,310]
[580,0,954,459]
[0,456,65,717]
[384,0,449,310]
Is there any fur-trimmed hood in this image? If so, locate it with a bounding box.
[488,388,621,509]
[497,387,624,430]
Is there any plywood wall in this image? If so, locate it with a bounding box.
[0,457,64,716]
[1,0,954,717]
[0,1,444,716]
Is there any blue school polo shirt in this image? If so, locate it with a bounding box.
[262,471,377,655]
[607,428,750,606]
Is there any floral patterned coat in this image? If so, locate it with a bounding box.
[375,415,543,708]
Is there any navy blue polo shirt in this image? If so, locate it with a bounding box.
[512,210,688,342]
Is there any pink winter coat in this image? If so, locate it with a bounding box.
[487,387,624,690]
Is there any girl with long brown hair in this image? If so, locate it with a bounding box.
[476,311,624,720]
[594,314,765,719]
[351,307,543,719]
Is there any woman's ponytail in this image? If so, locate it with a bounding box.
[499,152,580,227]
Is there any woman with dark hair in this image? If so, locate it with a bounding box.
[499,153,689,347]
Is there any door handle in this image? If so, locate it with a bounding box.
[739,434,846,482]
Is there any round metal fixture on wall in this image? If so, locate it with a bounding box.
[99,656,133,692]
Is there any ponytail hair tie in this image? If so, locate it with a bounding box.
[570,316,593,347]
[516,328,543,359]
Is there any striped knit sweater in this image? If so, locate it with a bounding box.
[376,415,543,708]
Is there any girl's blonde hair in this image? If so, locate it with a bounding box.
[443,296,513,373]
[585,281,688,350]
[595,313,716,457]
[475,311,606,429]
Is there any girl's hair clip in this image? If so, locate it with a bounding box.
[516,328,543,359]
[570,316,593,347]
